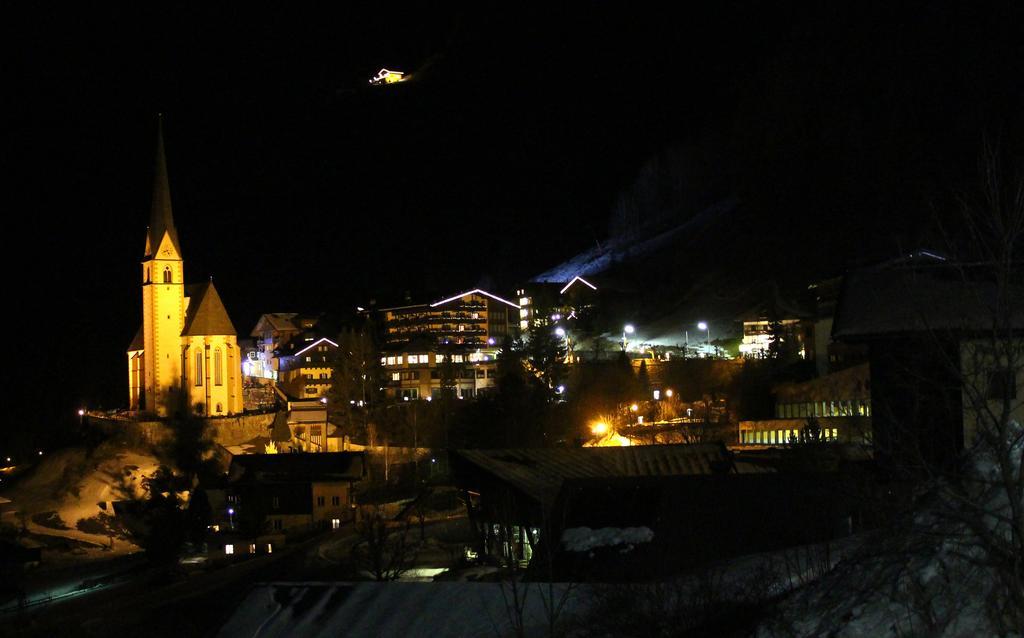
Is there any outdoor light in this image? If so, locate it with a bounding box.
[591,421,609,435]
[697,321,711,346]
[622,324,635,350]
[487,337,496,345]
[320,397,327,404]
[555,327,566,337]
[556,385,566,394]
[426,396,432,402]
[630,404,639,412]
[77,409,85,416]
[37,451,43,456]
[403,396,409,401]
[666,389,674,398]
[228,508,235,515]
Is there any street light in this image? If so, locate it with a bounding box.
[228,507,235,529]
[622,324,635,351]
[591,421,609,435]
[697,321,710,346]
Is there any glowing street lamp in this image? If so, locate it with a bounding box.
[591,421,609,436]
[697,321,710,345]
[228,507,235,529]
[622,324,635,350]
[665,389,674,398]
[554,327,566,337]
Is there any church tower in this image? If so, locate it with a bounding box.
[136,118,185,416]
[128,117,244,418]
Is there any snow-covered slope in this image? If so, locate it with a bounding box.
[2,442,159,551]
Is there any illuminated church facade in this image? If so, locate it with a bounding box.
[127,124,244,417]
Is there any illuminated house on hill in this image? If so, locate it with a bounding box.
[369,68,406,85]
[376,289,519,400]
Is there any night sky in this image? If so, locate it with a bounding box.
[7,3,1024,452]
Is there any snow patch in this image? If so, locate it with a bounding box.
[561,526,654,552]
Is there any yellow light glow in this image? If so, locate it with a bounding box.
[665,389,673,397]
[591,421,609,435]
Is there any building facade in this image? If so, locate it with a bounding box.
[127,122,244,417]
[378,289,518,400]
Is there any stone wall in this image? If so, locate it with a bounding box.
[86,411,278,448]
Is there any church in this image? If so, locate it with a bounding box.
[127,122,244,417]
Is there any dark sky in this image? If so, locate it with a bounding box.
[6,3,1024,452]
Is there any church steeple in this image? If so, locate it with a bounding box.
[144,115,182,258]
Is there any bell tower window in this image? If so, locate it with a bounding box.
[163,266,172,283]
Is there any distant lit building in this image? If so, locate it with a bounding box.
[377,289,518,400]
[738,363,873,446]
[277,334,339,400]
[369,68,406,85]
[738,318,812,358]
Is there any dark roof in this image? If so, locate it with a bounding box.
[144,118,182,258]
[128,325,144,351]
[229,452,365,484]
[182,281,238,336]
[833,264,1024,340]
[452,444,736,507]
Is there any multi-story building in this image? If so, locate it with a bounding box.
[377,289,519,400]
[248,314,338,400]
[226,452,365,537]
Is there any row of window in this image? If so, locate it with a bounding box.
[775,399,870,419]
[391,368,497,382]
[193,348,225,387]
[224,543,273,555]
[741,428,841,445]
[383,352,497,367]
[398,387,478,400]
[315,495,342,507]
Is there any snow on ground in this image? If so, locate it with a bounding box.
[561,526,654,553]
[759,422,1024,637]
[1,442,160,553]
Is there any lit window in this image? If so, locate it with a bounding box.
[267,544,273,553]
[215,348,223,386]
[305,356,312,362]
[332,518,341,530]
[225,544,234,555]
[435,354,444,363]
[163,266,172,283]
[249,543,256,554]
[386,357,396,366]
[392,372,400,381]
[195,351,204,386]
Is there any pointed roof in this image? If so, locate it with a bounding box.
[182,282,238,336]
[145,116,182,258]
[127,325,144,352]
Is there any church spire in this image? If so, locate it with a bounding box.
[145,114,182,258]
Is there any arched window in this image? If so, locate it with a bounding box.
[214,348,223,386]
[195,350,204,386]
[163,266,172,283]
[215,402,223,413]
